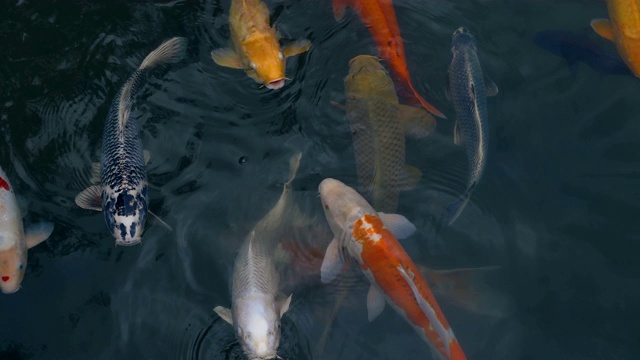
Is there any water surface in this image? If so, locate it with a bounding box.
[1,1,639,359]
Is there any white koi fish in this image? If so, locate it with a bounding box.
[214,152,302,359]
[0,167,54,294]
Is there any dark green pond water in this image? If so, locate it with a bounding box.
[1,0,639,359]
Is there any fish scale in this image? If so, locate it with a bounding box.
[100,74,147,192]
[345,56,409,213]
[349,97,405,213]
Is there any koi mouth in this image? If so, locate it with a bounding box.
[266,79,285,90]
[1,285,20,294]
[116,238,142,246]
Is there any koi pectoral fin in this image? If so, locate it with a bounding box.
[367,284,386,321]
[279,294,293,318]
[75,185,102,211]
[213,306,233,324]
[378,213,416,239]
[591,19,614,42]
[24,222,54,249]
[320,238,344,284]
[144,150,151,165]
[397,165,422,191]
[398,105,437,138]
[453,121,463,145]
[90,162,101,184]
[332,0,350,21]
[484,76,498,97]
[329,100,346,112]
[210,48,243,69]
[282,40,311,58]
[149,211,172,232]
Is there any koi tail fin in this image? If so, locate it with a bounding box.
[395,79,446,118]
[139,37,188,71]
[118,37,187,129]
[285,152,302,189]
[419,265,515,318]
[439,181,476,229]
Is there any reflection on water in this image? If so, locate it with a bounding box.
[1,0,639,359]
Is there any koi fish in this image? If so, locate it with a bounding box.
[332,0,445,118]
[345,55,435,213]
[0,167,54,294]
[533,30,632,76]
[214,153,302,360]
[591,0,640,77]
[443,27,497,227]
[319,178,466,360]
[211,0,311,89]
[75,37,186,246]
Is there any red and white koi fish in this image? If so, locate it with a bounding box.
[319,178,466,360]
[0,166,54,294]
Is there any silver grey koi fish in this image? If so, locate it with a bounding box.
[214,152,302,360]
[75,37,186,245]
[444,27,497,226]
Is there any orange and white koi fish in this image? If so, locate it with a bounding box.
[0,166,53,294]
[319,178,466,360]
[332,0,445,117]
[211,0,311,89]
[591,0,640,77]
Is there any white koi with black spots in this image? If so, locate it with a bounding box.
[75,37,186,246]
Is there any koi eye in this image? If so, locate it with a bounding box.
[278,52,284,60]
[249,62,257,70]
[18,263,23,270]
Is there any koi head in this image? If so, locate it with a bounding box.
[243,34,286,90]
[319,178,371,234]
[451,27,477,51]
[345,55,395,99]
[102,183,148,246]
[233,296,283,360]
[0,246,26,294]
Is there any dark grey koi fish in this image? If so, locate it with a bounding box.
[444,27,497,226]
[75,37,186,246]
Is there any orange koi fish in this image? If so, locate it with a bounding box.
[319,178,466,360]
[211,0,311,89]
[332,0,445,118]
[591,0,640,77]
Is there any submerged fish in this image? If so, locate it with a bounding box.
[75,37,186,246]
[214,153,302,360]
[533,29,632,76]
[211,0,311,89]
[319,178,466,360]
[591,0,640,77]
[443,27,497,227]
[332,0,444,117]
[345,55,435,213]
[0,167,54,294]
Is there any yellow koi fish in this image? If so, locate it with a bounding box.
[345,55,435,213]
[591,0,640,77]
[211,0,311,89]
